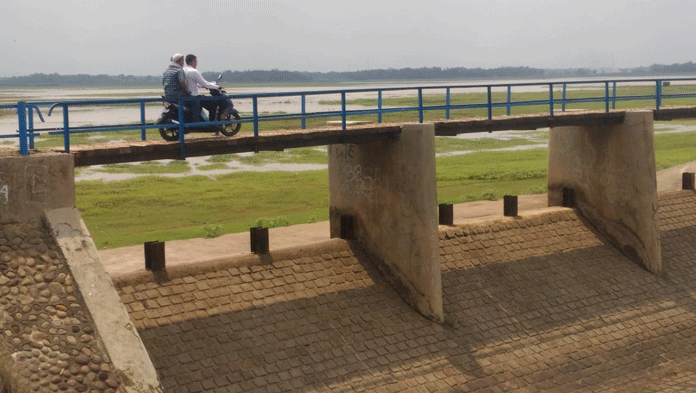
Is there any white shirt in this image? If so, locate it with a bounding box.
[183,65,219,96]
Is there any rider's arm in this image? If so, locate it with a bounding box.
[178,70,192,95]
[179,80,191,95]
[191,69,219,90]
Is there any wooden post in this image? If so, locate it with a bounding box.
[340,215,355,240]
[503,195,518,217]
[562,187,575,207]
[144,241,165,271]
[250,227,269,254]
[438,204,453,225]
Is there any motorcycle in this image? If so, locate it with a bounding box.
[156,76,242,141]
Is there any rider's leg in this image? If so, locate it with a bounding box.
[201,100,218,121]
[188,97,203,123]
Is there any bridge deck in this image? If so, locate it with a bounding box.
[38,107,696,166]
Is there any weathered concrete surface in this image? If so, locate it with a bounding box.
[548,111,662,272]
[0,152,75,223]
[328,123,443,322]
[44,208,162,392]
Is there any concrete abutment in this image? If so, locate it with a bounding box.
[0,152,162,392]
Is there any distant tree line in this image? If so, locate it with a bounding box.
[1,62,696,87]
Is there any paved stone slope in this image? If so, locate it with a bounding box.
[114,191,696,392]
[0,221,122,393]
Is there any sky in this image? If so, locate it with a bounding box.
[1,0,695,77]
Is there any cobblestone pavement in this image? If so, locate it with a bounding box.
[0,221,122,392]
[114,190,696,392]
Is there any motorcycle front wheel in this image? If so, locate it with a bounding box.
[156,117,180,142]
[219,111,241,137]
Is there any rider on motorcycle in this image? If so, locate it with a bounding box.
[184,54,223,122]
[162,53,191,102]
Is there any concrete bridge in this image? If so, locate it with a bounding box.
[0,107,695,391]
[28,106,696,166]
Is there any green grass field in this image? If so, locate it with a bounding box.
[75,122,696,249]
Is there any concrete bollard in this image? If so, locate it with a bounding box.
[250,227,269,254]
[682,173,695,190]
[503,195,518,217]
[144,241,165,271]
[438,204,454,226]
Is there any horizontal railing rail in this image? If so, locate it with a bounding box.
[5,77,696,158]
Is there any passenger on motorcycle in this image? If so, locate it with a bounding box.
[162,53,191,102]
[184,54,223,122]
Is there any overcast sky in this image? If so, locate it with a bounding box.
[1,0,695,77]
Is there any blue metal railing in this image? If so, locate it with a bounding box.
[4,77,696,158]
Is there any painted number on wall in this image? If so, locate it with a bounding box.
[0,185,7,204]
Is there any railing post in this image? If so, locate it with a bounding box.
[549,84,554,116]
[17,101,28,156]
[562,83,567,112]
[506,85,512,116]
[341,92,347,130]
[62,105,70,153]
[418,88,424,123]
[378,90,383,123]
[487,86,492,120]
[177,99,185,159]
[445,88,451,119]
[656,80,662,110]
[301,94,306,129]
[605,82,610,112]
[612,81,617,110]
[253,97,259,137]
[140,101,147,140]
[27,105,35,149]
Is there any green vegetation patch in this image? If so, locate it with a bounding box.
[77,171,329,249]
[654,130,696,170]
[206,147,327,166]
[435,135,544,154]
[94,160,190,174]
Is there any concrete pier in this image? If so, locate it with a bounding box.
[548,111,662,272]
[328,124,443,322]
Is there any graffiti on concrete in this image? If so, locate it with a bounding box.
[0,184,7,204]
[330,144,356,160]
[340,165,381,203]
[0,165,48,208]
[27,165,48,202]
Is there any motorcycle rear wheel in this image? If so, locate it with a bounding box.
[219,111,241,137]
[156,118,180,141]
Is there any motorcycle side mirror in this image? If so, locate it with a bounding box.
[217,74,223,82]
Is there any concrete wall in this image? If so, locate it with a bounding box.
[548,111,662,272]
[328,124,443,321]
[0,153,75,224]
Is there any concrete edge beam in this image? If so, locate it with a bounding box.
[44,207,163,393]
